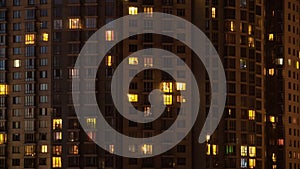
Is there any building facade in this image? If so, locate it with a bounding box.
[194,0,265,168]
[3,0,297,169]
[265,0,300,169]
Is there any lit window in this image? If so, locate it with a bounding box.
[248,37,255,47]
[241,146,247,156]
[108,144,114,154]
[128,94,138,102]
[69,18,81,29]
[211,7,216,18]
[212,144,218,155]
[249,146,256,157]
[25,145,35,156]
[278,139,284,145]
[225,145,234,155]
[249,159,256,168]
[269,116,275,123]
[241,158,247,168]
[141,144,152,155]
[162,82,173,93]
[129,7,138,15]
[248,110,255,120]
[129,57,138,65]
[144,57,153,67]
[106,55,112,67]
[268,69,274,76]
[52,157,62,168]
[70,145,79,155]
[163,94,173,105]
[86,118,96,129]
[176,95,186,103]
[206,144,210,155]
[288,59,292,65]
[105,30,114,41]
[53,146,62,155]
[53,119,62,130]
[296,61,299,69]
[54,132,62,141]
[41,145,48,153]
[240,59,247,69]
[87,131,96,141]
[269,34,274,41]
[272,153,277,162]
[230,21,234,31]
[144,106,151,117]
[14,59,21,68]
[176,82,186,91]
[274,58,283,65]
[248,25,253,35]
[25,34,35,44]
[0,84,7,95]
[42,33,48,41]
[144,7,153,17]
[0,133,6,144]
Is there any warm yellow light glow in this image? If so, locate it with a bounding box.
[248,25,252,35]
[129,57,138,65]
[69,18,81,29]
[272,153,277,162]
[248,110,255,120]
[128,94,138,102]
[129,7,138,15]
[249,146,256,157]
[72,145,79,154]
[162,82,173,93]
[177,95,186,103]
[25,34,35,44]
[211,7,216,18]
[249,159,256,168]
[270,116,275,123]
[53,119,62,130]
[176,82,186,91]
[296,61,299,69]
[248,37,255,47]
[25,145,35,156]
[206,135,210,141]
[212,144,218,155]
[163,94,173,105]
[86,118,96,129]
[0,84,8,95]
[41,145,48,153]
[268,69,274,76]
[42,33,49,41]
[0,134,6,144]
[106,55,112,67]
[141,144,152,155]
[206,144,211,155]
[241,146,247,156]
[144,7,153,17]
[105,30,114,41]
[269,34,274,41]
[109,144,114,154]
[230,21,234,31]
[52,157,62,168]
